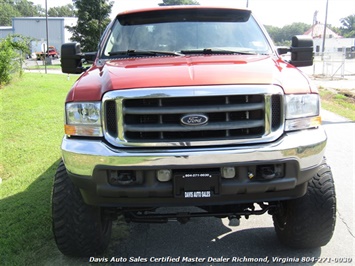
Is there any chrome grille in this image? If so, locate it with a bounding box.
[103,85,284,147]
[124,95,265,141]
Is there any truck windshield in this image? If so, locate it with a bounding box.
[102,8,272,58]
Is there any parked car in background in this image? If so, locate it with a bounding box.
[35,45,59,60]
[47,46,59,58]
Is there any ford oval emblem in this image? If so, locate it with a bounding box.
[181,114,209,126]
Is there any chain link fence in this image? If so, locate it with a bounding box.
[311,49,355,79]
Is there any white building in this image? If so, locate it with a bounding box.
[0,17,77,53]
[0,26,12,39]
[303,22,355,55]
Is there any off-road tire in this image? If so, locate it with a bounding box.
[52,160,112,256]
[273,160,336,248]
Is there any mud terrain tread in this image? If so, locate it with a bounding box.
[273,161,336,248]
[52,161,112,256]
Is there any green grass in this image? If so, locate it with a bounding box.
[0,73,128,265]
[0,73,81,265]
[0,73,69,181]
[319,88,355,120]
[23,64,62,70]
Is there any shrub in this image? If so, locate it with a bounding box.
[0,35,30,87]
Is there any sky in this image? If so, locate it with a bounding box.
[31,0,354,28]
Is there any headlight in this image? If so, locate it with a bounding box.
[285,94,319,119]
[65,102,103,136]
[285,94,321,131]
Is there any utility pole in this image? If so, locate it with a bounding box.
[45,0,49,74]
[321,0,329,59]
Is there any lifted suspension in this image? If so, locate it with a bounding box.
[121,202,278,224]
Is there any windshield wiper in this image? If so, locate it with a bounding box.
[180,48,258,55]
[108,50,183,57]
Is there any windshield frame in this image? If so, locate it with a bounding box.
[99,7,274,59]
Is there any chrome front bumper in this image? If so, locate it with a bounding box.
[62,128,327,177]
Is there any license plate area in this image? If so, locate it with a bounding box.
[174,169,220,198]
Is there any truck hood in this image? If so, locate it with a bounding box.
[67,55,314,102]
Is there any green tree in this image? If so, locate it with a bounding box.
[48,4,75,17]
[329,25,342,36]
[13,0,44,17]
[340,14,355,38]
[264,25,281,44]
[67,0,113,52]
[0,1,20,26]
[158,0,199,6]
[0,34,30,86]
[0,0,44,25]
[265,22,310,46]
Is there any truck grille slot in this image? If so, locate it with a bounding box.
[123,95,266,142]
[105,101,118,136]
[271,95,282,130]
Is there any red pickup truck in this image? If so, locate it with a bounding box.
[53,6,336,256]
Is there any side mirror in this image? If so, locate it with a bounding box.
[61,43,85,74]
[277,47,289,55]
[61,43,97,74]
[83,52,97,64]
[289,35,313,67]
